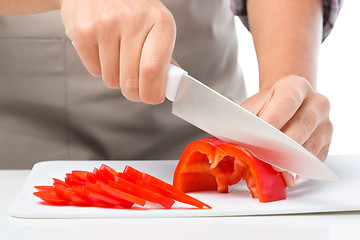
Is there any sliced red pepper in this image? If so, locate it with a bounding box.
[93,167,109,184]
[117,172,137,184]
[123,165,143,180]
[65,173,85,186]
[142,172,211,209]
[83,188,120,207]
[33,189,67,205]
[110,179,175,209]
[34,186,55,192]
[173,137,287,203]
[97,181,146,206]
[84,182,134,208]
[124,166,210,209]
[33,163,211,209]
[53,178,68,186]
[53,182,89,205]
[72,170,97,184]
[71,185,92,202]
[99,164,119,181]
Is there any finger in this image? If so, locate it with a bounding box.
[281,94,330,146]
[139,13,176,104]
[259,77,312,130]
[282,171,298,188]
[317,144,331,163]
[98,36,120,88]
[119,26,149,102]
[302,120,333,159]
[271,166,299,188]
[74,41,101,77]
[240,90,271,116]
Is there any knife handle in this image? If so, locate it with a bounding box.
[166,64,188,101]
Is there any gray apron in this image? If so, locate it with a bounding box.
[0,0,246,169]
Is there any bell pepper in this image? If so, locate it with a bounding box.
[173,137,287,203]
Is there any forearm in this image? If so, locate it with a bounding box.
[247,0,323,89]
[0,0,60,14]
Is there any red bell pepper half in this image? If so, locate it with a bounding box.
[173,137,287,203]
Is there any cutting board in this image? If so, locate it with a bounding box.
[9,155,360,218]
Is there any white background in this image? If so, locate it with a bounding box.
[236,1,360,155]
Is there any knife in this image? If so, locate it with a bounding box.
[166,64,338,180]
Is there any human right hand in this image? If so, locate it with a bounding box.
[58,0,176,104]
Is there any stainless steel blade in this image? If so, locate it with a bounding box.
[172,74,338,180]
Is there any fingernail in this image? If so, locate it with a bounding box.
[282,172,296,188]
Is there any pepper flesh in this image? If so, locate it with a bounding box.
[173,137,287,202]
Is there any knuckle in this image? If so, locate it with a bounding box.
[281,91,301,109]
[154,9,172,23]
[121,78,140,96]
[303,140,318,155]
[325,120,334,137]
[295,76,312,90]
[141,61,162,80]
[121,5,136,18]
[155,10,176,30]
[315,93,331,110]
[95,13,120,33]
[72,24,95,43]
[318,146,330,162]
[299,111,317,136]
[121,6,144,28]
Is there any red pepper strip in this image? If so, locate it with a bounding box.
[34,186,55,192]
[93,168,109,184]
[72,171,97,184]
[65,173,84,186]
[110,179,175,209]
[123,165,143,180]
[124,166,210,209]
[53,178,68,186]
[117,172,137,184]
[99,164,119,181]
[71,185,92,202]
[173,137,287,203]
[53,182,89,205]
[82,187,120,207]
[142,172,211,209]
[112,176,139,196]
[33,189,67,205]
[97,181,146,206]
[84,182,134,208]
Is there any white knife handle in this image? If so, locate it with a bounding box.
[166,64,188,102]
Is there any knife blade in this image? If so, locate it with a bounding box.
[166,64,338,180]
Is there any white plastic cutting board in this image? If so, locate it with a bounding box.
[9,155,360,219]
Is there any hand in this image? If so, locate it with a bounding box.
[241,75,333,187]
[59,0,176,104]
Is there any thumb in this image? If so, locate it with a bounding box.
[240,90,273,116]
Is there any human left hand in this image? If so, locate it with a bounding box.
[241,75,333,187]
